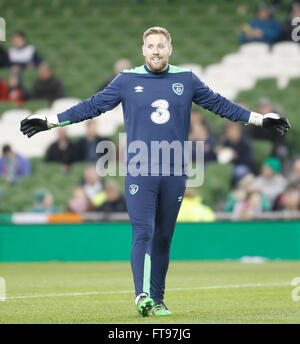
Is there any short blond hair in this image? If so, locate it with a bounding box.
[143,26,171,45]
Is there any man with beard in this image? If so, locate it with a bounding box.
[20,26,290,317]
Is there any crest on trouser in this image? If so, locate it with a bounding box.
[129,184,139,195]
[172,83,184,95]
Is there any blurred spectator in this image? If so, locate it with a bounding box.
[189,110,217,164]
[275,184,300,211]
[8,31,42,70]
[253,157,287,208]
[0,72,28,105]
[217,122,254,184]
[289,158,300,187]
[240,2,281,45]
[245,97,288,163]
[0,77,8,100]
[6,72,28,105]
[68,187,89,214]
[45,127,75,172]
[189,109,203,129]
[31,62,65,104]
[232,190,266,221]
[30,189,59,213]
[75,119,109,163]
[0,144,31,184]
[97,59,132,92]
[95,180,127,213]
[273,158,300,211]
[225,173,269,212]
[281,2,300,41]
[0,44,9,68]
[81,165,104,203]
[177,188,215,222]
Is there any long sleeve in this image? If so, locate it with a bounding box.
[192,73,250,123]
[57,73,123,125]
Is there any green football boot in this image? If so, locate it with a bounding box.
[136,293,155,317]
[151,301,172,316]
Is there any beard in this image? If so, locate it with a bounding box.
[146,57,168,72]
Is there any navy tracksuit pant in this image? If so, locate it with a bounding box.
[125,175,187,302]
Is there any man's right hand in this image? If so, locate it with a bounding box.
[20,114,50,138]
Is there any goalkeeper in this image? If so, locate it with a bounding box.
[20,26,290,317]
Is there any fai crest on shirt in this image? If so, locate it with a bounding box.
[129,184,139,195]
[172,83,184,96]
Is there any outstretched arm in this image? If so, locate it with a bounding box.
[192,73,290,136]
[20,74,123,138]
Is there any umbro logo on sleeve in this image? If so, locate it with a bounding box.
[134,86,144,93]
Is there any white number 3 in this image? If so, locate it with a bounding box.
[151,99,170,124]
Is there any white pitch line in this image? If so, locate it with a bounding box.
[167,282,291,291]
[5,282,291,300]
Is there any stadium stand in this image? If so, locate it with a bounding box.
[0,0,299,213]
[1,0,265,97]
[1,39,299,157]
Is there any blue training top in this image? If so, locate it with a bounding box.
[57,64,250,176]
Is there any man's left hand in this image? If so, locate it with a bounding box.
[262,113,291,136]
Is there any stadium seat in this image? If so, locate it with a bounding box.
[51,98,82,113]
[239,42,270,56]
[0,102,20,118]
[1,109,31,123]
[179,64,203,79]
[0,159,89,212]
[25,100,49,113]
[271,41,300,57]
[198,162,233,208]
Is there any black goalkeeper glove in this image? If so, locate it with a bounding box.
[262,113,291,136]
[248,112,291,136]
[20,114,56,138]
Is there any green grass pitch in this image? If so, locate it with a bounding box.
[1,261,300,324]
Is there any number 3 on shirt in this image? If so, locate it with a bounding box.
[151,99,170,124]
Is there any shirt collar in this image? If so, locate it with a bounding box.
[144,64,170,75]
